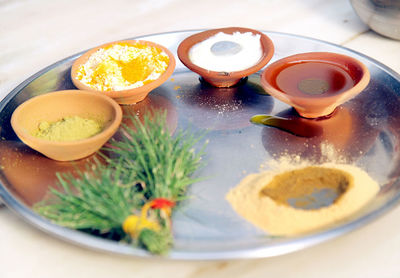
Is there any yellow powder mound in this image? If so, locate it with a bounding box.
[226,162,379,236]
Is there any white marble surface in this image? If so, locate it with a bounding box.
[1,0,400,277]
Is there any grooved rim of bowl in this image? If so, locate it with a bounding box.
[71,40,176,104]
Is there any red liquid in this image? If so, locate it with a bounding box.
[275,62,355,98]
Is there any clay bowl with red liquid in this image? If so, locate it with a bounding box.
[261,52,370,118]
[177,27,275,87]
[71,40,176,104]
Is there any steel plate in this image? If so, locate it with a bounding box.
[1,30,400,260]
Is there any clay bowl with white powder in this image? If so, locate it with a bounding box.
[177,27,274,87]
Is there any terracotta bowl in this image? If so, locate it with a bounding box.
[71,40,176,104]
[177,27,275,87]
[261,52,370,118]
[11,90,122,161]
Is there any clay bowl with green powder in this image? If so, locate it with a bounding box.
[11,90,122,161]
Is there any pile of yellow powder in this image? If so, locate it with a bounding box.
[76,42,169,91]
[226,157,380,236]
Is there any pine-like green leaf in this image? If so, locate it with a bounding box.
[34,110,207,255]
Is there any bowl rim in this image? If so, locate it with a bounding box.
[260,51,371,103]
[70,40,176,97]
[177,26,275,78]
[10,90,123,147]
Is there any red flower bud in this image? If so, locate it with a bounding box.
[150,198,175,209]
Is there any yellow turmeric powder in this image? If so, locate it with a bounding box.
[76,42,169,91]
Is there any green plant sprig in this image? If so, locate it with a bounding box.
[34,110,206,255]
[105,110,206,200]
[35,162,143,232]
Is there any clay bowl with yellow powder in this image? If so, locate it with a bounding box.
[261,52,370,118]
[71,40,176,104]
[177,27,275,87]
[10,90,122,161]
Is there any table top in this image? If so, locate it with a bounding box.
[1,0,400,277]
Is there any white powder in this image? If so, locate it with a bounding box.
[188,32,263,72]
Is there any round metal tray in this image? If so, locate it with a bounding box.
[1,30,400,260]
